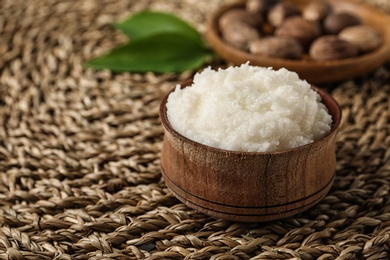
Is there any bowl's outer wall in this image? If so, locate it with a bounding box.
[160,84,342,222]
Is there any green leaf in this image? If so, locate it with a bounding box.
[85,32,212,73]
[113,11,206,48]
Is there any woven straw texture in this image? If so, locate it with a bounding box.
[1,0,389,259]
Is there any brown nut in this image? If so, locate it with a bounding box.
[219,9,262,50]
[310,35,359,60]
[267,2,301,27]
[275,16,321,48]
[246,0,279,15]
[339,25,382,53]
[249,36,303,59]
[323,12,362,34]
[219,9,263,29]
[303,1,332,21]
[220,22,261,50]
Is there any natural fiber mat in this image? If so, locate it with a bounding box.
[0,0,389,259]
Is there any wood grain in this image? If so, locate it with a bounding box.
[159,82,342,222]
[205,0,390,84]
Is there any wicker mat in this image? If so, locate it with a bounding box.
[0,0,389,259]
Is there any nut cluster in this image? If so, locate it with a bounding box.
[218,0,382,61]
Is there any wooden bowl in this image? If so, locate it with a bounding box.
[159,81,342,222]
[206,0,390,84]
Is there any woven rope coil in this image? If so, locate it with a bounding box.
[0,0,389,259]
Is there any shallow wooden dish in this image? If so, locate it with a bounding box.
[160,81,342,222]
[206,0,390,84]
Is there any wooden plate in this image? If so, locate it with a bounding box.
[206,0,390,83]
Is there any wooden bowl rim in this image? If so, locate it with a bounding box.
[160,80,342,155]
[205,0,390,82]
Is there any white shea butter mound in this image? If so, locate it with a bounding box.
[166,64,333,152]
